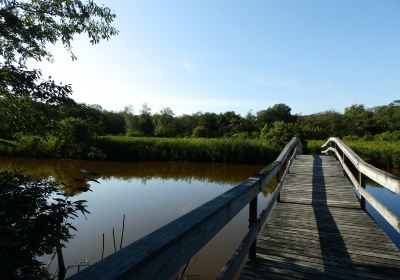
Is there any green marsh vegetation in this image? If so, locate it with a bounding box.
[1,100,400,166]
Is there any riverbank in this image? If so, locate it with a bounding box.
[2,136,399,167]
[0,136,280,164]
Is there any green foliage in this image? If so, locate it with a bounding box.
[373,131,400,141]
[343,105,375,136]
[55,117,94,158]
[257,103,295,126]
[0,136,278,164]
[298,110,343,138]
[154,107,176,137]
[343,140,400,168]
[0,0,118,102]
[192,125,208,138]
[304,139,326,154]
[304,138,400,168]
[0,170,89,279]
[93,136,280,164]
[260,121,297,147]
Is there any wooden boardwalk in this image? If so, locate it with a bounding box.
[241,155,400,280]
[69,138,400,280]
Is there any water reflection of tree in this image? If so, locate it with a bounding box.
[0,171,89,279]
[0,158,264,195]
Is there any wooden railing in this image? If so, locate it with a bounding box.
[69,137,302,280]
[321,137,400,233]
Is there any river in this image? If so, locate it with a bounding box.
[0,157,399,279]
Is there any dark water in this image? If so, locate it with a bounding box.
[0,158,272,279]
[1,158,399,278]
[364,168,400,248]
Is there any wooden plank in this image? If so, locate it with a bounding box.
[241,154,400,280]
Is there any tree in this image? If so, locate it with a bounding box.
[138,103,154,136]
[298,110,344,138]
[0,1,117,278]
[154,107,176,137]
[260,121,297,147]
[343,105,374,136]
[256,103,295,128]
[0,0,118,135]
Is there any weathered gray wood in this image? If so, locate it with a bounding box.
[69,138,302,280]
[217,147,299,280]
[325,146,400,233]
[322,137,400,194]
[241,155,400,280]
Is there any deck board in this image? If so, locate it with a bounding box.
[240,155,400,280]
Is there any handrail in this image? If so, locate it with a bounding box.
[322,137,400,194]
[217,146,298,279]
[321,137,400,233]
[69,137,302,280]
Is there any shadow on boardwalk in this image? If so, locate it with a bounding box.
[312,155,354,271]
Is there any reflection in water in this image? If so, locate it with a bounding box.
[0,158,264,195]
[365,169,400,249]
[0,157,267,279]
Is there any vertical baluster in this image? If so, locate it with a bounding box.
[359,172,366,209]
[248,196,258,260]
[276,168,281,202]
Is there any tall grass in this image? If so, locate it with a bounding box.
[305,139,400,168]
[343,140,400,168]
[304,140,326,154]
[0,136,280,164]
[94,136,279,163]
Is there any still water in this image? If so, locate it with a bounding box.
[365,168,400,249]
[1,158,399,279]
[0,158,270,279]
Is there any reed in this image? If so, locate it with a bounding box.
[93,136,279,164]
[0,136,279,164]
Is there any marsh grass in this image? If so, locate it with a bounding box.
[3,135,397,167]
[305,139,400,168]
[94,136,279,163]
[0,136,280,164]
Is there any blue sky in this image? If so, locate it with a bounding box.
[31,0,400,115]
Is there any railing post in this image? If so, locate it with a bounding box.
[276,172,281,202]
[359,172,366,210]
[286,159,290,174]
[342,151,348,178]
[248,196,258,260]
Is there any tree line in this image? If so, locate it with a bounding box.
[2,96,400,146]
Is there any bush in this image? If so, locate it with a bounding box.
[192,125,208,138]
[0,171,88,279]
[260,121,297,148]
[55,117,94,158]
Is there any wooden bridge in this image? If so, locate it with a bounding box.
[70,137,400,280]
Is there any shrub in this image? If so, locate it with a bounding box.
[192,125,208,138]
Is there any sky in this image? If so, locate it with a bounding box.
[29,0,400,115]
